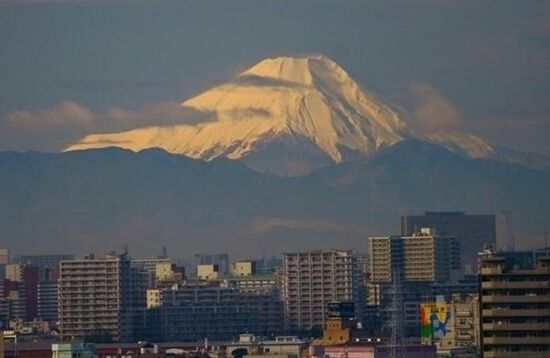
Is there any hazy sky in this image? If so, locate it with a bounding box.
[1,0,549,154]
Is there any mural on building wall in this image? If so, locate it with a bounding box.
[420,302,451,343]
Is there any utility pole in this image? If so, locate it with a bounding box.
[388,271,407,358]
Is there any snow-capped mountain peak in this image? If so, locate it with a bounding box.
[66,55,493,175]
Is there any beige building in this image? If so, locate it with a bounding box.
[146,289,161,309]
[58,253,133,342]
[5,264,22,282]
[419,295,480,353]
[282,250,360,330]
[479,252,550,358]
[367,229,461,284]
[197,264,219,280]
[155,262,183,282]
[0,248,9,265]
[232,260,256,277]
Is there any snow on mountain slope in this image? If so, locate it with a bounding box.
[66,55,493,175]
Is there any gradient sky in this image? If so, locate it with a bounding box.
[1,0,549,154]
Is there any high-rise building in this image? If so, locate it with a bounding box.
[4,264,39,321]
[479,251,550,357]
[58,253,133,342]
[495,211,514,252]
[367,229,461,284]
[401,212,495,273]
[282,250,360,331]
[37,281,59,323]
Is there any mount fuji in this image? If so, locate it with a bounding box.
[66,55,495,176]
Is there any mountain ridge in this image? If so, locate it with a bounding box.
[2,140,549,256]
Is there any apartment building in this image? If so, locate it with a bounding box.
[146,281,283,341]
[37,281,58,323]
[367,229,461,284]
[401,212,496,273]
[58,253,133,342]
[282,250,360,331]
[479,252,550,357]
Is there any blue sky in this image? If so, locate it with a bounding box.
[1,0,549,154]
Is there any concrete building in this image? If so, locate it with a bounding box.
[282,250,360,331]
[419,295,480,355]
[36,281,58,323]
[16,254,74,270]
[146,281,284,341]
[51,343,96,358]
[226,334,307,358]
[58,253,133,342]
[197,264,219,280]
[0,249,8,265]
[401,212,496,273]
[232,260,256,277]
[226,274,278,293]
[131,257,171,284]
[495,211,514,252]
[367,229,461,284]
[479,251,550,357]
[193,253,230,275]
[2,279,26,321]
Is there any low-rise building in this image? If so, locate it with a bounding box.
[146,281,284,341]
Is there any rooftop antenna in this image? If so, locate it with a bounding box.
[123,243,129,255]
[162,246,167,258]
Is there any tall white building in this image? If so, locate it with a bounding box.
[58,253,133,342]
[282,250,360,330]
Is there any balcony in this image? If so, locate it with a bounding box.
[482,309,550,317]
[483,294,550,303]
[483,337,550,345]
[481,281,550,289]
[483,322,550,331]
[483,352,548,358]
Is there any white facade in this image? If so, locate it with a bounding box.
[282,250,360,330]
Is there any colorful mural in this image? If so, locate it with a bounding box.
[420,302,451,343]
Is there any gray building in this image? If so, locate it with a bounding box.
[16,254,74,269]
[401,212,496,273]
[37,281,59,323]
[146,281,283,341]
[282,250,361,331]
[479,251,550,357]
[58,253,133,342]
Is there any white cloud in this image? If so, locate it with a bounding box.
[0,101,211,152]
[409,83,462,133]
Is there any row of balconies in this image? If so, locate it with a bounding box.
[481,281,550,289]
[482,308,550,317]
[483,336,550,345]
[483,352,547,358]
[482,294,550,303]
[483,322,550,331]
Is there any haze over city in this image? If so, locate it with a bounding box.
[1,1,550,358]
